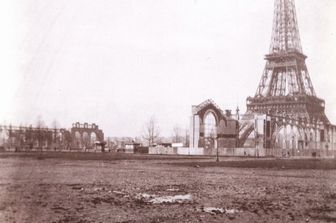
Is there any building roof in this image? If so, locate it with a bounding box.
[192,99,237,121]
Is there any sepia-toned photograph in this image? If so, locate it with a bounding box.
[0,0,335,222]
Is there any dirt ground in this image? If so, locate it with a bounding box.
[0,152,335,223]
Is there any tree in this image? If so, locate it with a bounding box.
[172,125,181,143]
[36,115,46,128]
[62,131,72,150]
[26,125,34,150]
[51,119,61,148]
[35,115,47,148]
[142,115,160,147]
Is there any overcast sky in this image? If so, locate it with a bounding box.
[0,0,335,137]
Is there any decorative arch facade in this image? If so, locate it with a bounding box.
[70,122,104,149]
[190,99,238,151]
[270,117,336,157]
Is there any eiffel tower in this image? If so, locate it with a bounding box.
[246,0,330,124]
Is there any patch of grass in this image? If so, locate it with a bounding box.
[171,158,336,170]
[1,151,336,169]
[0,151,208,161]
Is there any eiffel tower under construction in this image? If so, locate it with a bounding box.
[239,0,335,156]
[190,0,335,157]
[246,0,329,123]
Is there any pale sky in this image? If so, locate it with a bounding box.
[0,0,335,137]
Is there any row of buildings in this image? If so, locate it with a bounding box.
[0,122,104,152]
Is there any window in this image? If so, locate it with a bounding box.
[204,112,217,138]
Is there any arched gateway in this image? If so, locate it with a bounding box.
[70,122,104,150]
[189,99,238,154]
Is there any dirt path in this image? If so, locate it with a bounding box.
[0,154,335,222]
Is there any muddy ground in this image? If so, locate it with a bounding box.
[0,152,335,223]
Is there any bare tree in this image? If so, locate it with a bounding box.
[26,125,34,150]
[63,131,72,150]
[172,125,181,143]
[35,115,46,149]
[36,115,46,128]
[51,119,60,149]
[51,119,60,129]
[142,116,160,147]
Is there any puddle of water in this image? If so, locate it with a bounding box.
[112,190,126,195]
[167,188,179,192]
[203,207,225,214]
[225,209,240,214]
[150,194,192,204]
[136,193,192,204]
[203,207,241,214]
[137,193,153,199]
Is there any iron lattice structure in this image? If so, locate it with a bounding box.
[246,0,329,124]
